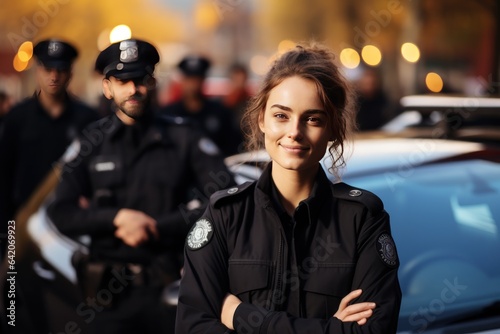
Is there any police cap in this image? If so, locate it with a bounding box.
[33,39,78,70]
[178,55,210,77]
[95,39,160,80]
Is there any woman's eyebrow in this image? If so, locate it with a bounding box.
[270,104,292,111]
[301,109,327,117]
[270,104,325,114]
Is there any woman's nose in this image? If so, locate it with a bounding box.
[287,119,303,140]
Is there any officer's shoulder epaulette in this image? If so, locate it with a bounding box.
[210,182,255,207]
[332,182,384,213]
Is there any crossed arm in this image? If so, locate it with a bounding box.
[221,289,377,330]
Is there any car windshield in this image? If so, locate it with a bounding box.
[344,159,500,331]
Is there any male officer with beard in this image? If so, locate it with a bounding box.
[48,38,235,333]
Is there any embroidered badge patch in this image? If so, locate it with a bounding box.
[376,233,398,267]
[187,218,214,250]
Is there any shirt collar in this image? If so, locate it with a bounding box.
[33,91,71,118]
[108,111,173,148]
[256,163,331,225]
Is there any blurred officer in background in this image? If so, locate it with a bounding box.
[47,38,235,333]
[355,67,389,131]
[223,63,252,149]
[0,38,98,334]
[0,39,98,257]
[160,55,241,156]
[0,90,12,131]
[223,63,252,121]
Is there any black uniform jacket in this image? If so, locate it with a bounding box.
[177,164,402,333]
[0,93,98,223]
[47,112,235,266]
[161,99,241,156]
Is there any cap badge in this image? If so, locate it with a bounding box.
[48,41,62,56]
[119,40,138,63]
[187,58,200,70]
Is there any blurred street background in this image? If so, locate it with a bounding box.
[2,2,500,334]
[1,0,499,118]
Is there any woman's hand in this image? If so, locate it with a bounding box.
[221,293,242,330]
[221,289,374,329]
[333,289,376,325]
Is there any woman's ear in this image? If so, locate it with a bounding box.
[258,110,265,134]
[102,78,113,99]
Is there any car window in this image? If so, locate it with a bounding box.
[345,160,500,331]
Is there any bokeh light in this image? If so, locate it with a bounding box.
[97,29,111,51]
[17,41,33,62]
[340,48,360,69]
[278,40,296,54]
[250,55,270,76]
[426,72,444,93]
[194,1,218,31]
[109,25,132,43]
[401,43,420,63]
[13,54,29,72]
[361,45,382,66]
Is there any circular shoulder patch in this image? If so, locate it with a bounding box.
[376,233,398,267]
[187,218,214,251]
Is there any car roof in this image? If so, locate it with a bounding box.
[400,95,500,112]
[373,95,500,144]
[337,138,486,178]
[225,138,487,181]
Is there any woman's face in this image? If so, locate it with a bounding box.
[259,76,332,174]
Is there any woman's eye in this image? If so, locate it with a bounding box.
[274,113,287,119]
[307,116,322,124]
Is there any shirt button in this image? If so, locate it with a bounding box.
[349,189,362,197]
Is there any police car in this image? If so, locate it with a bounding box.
[377,95,500,145]
[226,137,500,333]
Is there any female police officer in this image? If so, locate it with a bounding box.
[176,42,401,333]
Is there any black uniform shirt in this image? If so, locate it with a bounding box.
[269,177,327,318]
[161,99,241,156]
[0,93,98,222]
[177,163,402,333]
[48,112,235,267]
